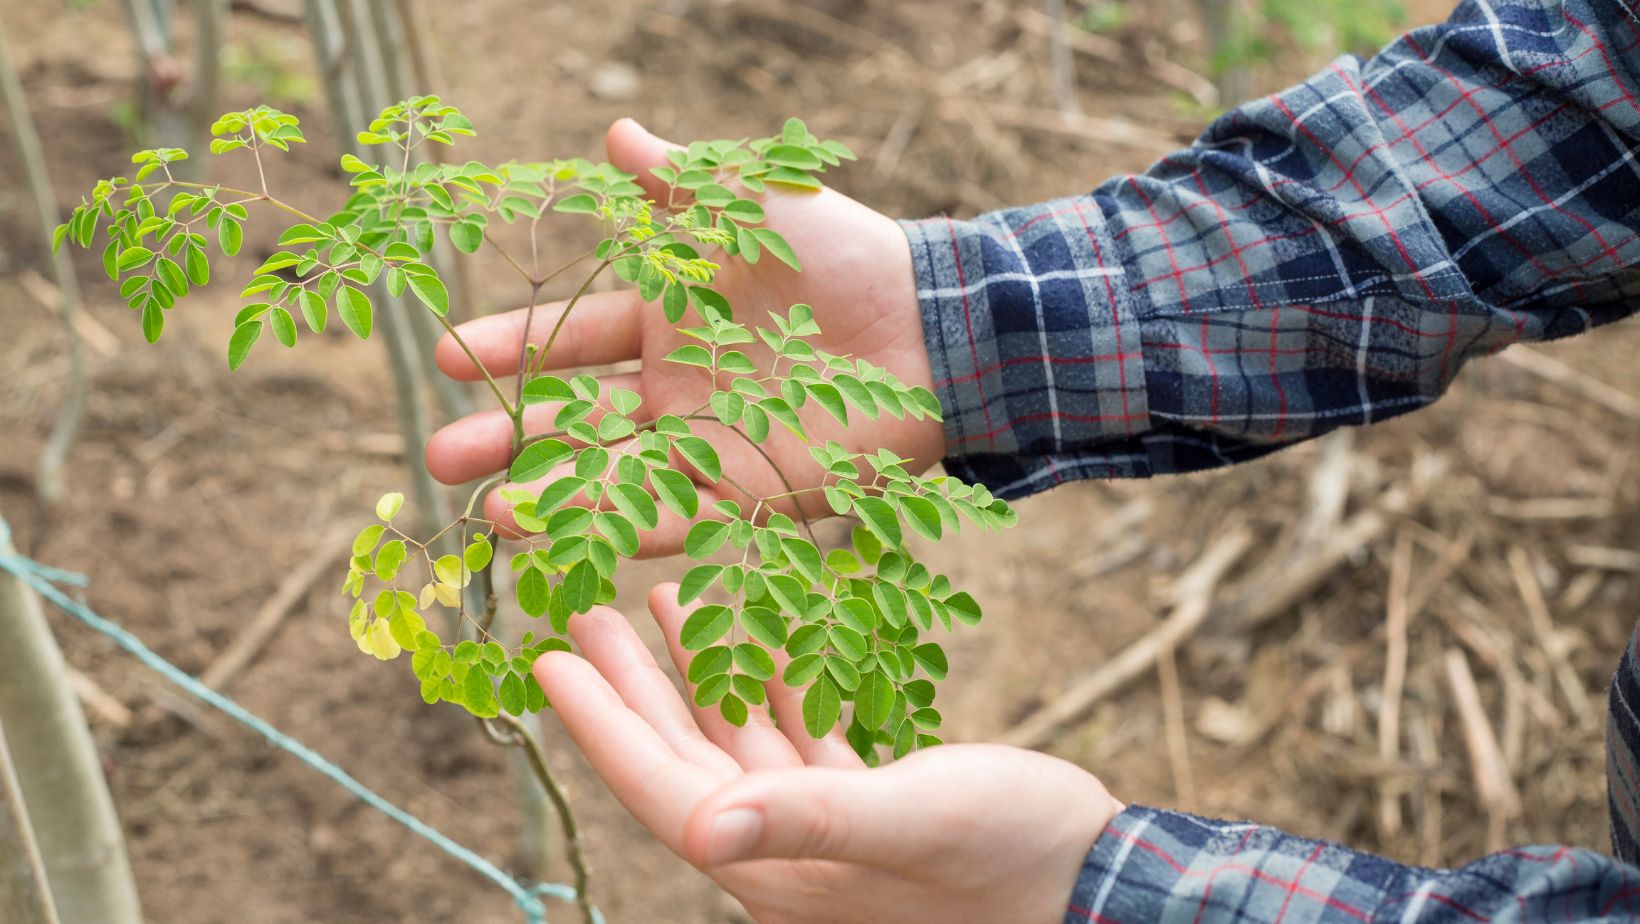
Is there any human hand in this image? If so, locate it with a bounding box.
[534,585,1120,924]
[425,118,944,552]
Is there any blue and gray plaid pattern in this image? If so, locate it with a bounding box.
[905,0,1640,502]
[902,0,1640,918]
[1065,806,1640,922]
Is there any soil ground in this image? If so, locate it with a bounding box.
[3,1,1639,922]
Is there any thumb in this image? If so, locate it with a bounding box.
[682,766,948,868]
[604,117,680,202]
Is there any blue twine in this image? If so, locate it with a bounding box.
[0,520,597,924]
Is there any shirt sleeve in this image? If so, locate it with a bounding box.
[903,0,1640,500]
[1064,805,1640,924]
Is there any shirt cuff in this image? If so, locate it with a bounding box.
[900,199,1151,500]
[1062,805,1399,924]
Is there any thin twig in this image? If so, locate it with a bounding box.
[1377,529,1413,836]
[1443,647,1520,852]
[1003,526,1254,749]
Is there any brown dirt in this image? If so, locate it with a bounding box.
[3,1,1638,922]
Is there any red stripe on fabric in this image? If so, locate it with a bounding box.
[946,217,997,441]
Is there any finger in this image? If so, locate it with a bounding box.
[425,374,639,485]
[605,117,682,204]
[648,585,803,772]
[533,649,721,851]
[435,289,643,381]
[762,643,866,770]
[681,764,944,868]
[566,607,742,779]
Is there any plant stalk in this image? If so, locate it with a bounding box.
[0,18,87,505]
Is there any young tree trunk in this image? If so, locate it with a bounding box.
[0,719,59,924]
[0,17,87,504]
[0,512,142,924]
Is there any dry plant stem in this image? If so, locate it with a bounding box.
[1444,647,1521,852]
[0,21,87,504]
[1156,643,1196,808]
[1003,525,1254,749]
[0,718,58,924]
[1506,545,1595,728]
[1377,530,1413,836]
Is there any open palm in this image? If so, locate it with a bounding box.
[534,586,1118,924]
[426,119,944,551]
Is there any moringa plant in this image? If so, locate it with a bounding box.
[55,98,1015,918]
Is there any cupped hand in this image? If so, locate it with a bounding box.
[533,586,1120,924]
[426,119,944,552]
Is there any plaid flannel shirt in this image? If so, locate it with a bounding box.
[902,0,1640,920]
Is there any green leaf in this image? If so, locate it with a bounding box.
[554,193,598,214]
[117,247,154,272]
[562,560,598,614]
[687,646,732,684]
[684,519,730,558]
[609,483,659,530]
[352,524,385,557]
[522,376,576,405]
[899,495,943,541]
[376,492,405,521]
[911,642,948,681]
[827,624,868,661]
[464,536,494,572]
[267,306,296,347]
[733,643,777,681]
[219,218,243,256]
[510,438,574,483]
[299,290,327,332]
[154,256,188,297]
[277,223,329,245]
[375,539,407,580]
[852,496,901,547]
[855,670,895,729]
[450,219,483,254]
[764,143,823,170]
[806,382,847,424]
[680,604,733,651]
[722,198,766,224]
[665,344,714,368]
[406,272,449,317]
[762,167,822,192]
[134,296,162,342]
[674,436,721,482]
[498,672,527,716]
[738,605,786,648]
[783,653,825,686]
[462,666,499,718]
[516,568,550,617]
[678,564,723,604]
[227,319,262,369]
[802,676,841,737]
[719,694,749,727]
[650,468,699,519]
[750,228,800,270]
[185,246,211,286]
[337,286,373,338]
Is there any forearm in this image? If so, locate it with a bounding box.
[1065,805,1640,923]
[909,0,1640,500]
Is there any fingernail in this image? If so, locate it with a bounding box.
[703,808,763,865]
